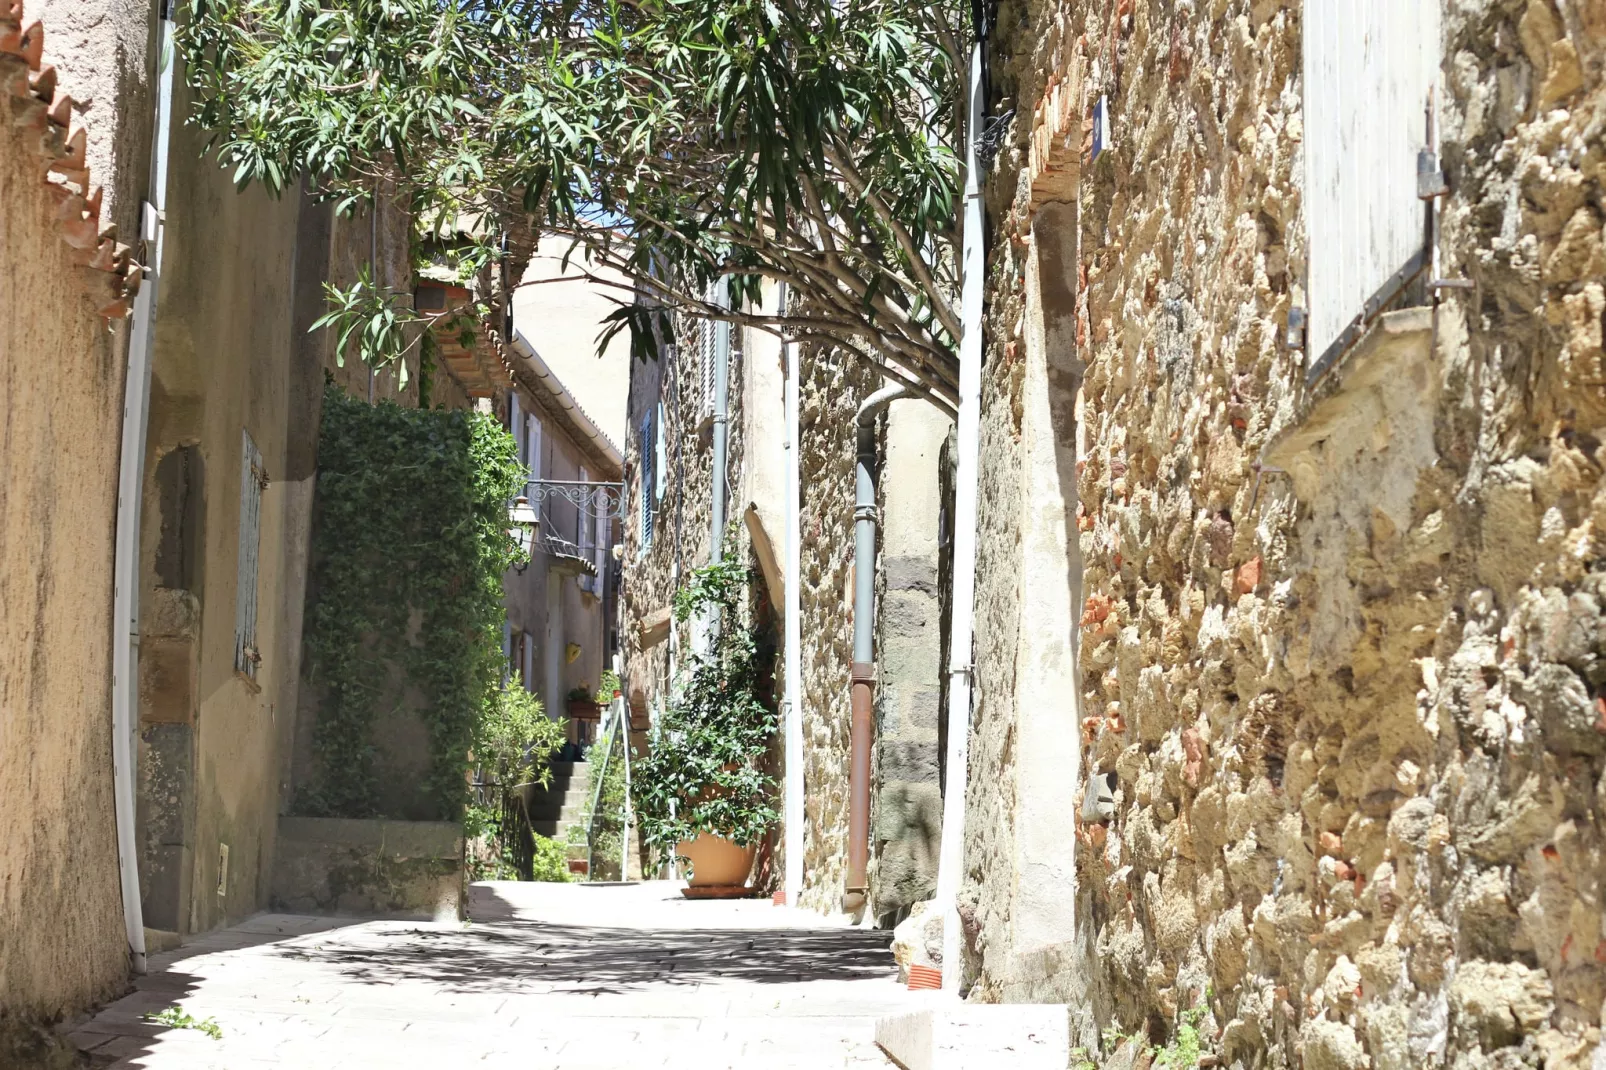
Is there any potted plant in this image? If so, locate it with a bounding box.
[632,553,779,890]
[565,685,602,722]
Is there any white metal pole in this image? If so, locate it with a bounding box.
[618,696,632,881]
[112,11,178,975]
[781,283,805,905]
[936,43,985,995]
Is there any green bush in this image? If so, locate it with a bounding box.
[529,834,572,883]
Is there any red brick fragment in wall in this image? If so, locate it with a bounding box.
[1235,555,1262,596]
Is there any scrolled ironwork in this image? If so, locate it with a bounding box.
[524,479,627,522]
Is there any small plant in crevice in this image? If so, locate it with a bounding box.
[631,548,779,869]
[1150,995,1210,1069]
[143,1005,222,1040]
[298,385,524,821]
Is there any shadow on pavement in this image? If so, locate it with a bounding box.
[263,885,897,995]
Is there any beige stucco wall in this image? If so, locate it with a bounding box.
[0,46,133,1026]
[138,87,315,936]
[511,246,633,451]
[966,0,1606,1065]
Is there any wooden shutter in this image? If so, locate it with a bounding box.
[1303,0,1440,367]
[639,410,655,550]
[233,430,265,679]
[526,414,544,481]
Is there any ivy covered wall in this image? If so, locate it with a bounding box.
[290,385,523,822]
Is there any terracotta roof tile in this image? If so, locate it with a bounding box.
[1,1,141,319]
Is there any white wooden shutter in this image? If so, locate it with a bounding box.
[1303,0,1440,368]
[510,393,523,465]
[522,631,536,691]
[653,402,667,502]
[526,415,544,481]
[233,431,265,678]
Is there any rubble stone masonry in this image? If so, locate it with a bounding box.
[967,0,1606,1065]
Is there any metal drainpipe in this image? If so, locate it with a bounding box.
[708,279,731,566]
[844,383,910,915]
[935,41,986,995]
[112,5,178,975]
[780,283,805,906]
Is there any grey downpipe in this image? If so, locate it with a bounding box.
[844,383,909,913]
[111,7,178,976]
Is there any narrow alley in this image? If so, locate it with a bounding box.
[65,883,920,1069]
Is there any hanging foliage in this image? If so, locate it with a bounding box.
[299,384,524,820]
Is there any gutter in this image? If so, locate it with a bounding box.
[508,328,624,472]
[844,383,910,915]
[111,6,178,976]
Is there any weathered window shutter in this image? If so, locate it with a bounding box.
[510,392,523,465]
[639,410,655,551]
[653,402,667,502]
[1303,0,1441,368]
[233,431,265,679]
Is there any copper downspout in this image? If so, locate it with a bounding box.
[844,384,910,914]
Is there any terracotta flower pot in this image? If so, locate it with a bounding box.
[677,832,757,887]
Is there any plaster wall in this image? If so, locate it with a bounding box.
[502,403,618,731]
[35,0,151,236]
[138,92,313,937]
[0,54,131,1027]
[966,1,1606,1066]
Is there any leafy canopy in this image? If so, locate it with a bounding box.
[178,0,967,402]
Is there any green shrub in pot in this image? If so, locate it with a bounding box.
[631,553,778,868]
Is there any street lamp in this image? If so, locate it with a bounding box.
[508,495,538,573]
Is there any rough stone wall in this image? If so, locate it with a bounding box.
[0,30,132,1031]
[964,0,1606,1066]
[796,343,879,913]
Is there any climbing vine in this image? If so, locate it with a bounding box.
[299,384,524,820]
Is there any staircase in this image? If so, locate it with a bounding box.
[525,760,592,841]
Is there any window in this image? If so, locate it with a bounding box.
[521,631,536,692]
[234,431,265,679]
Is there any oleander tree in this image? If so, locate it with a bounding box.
[178,0,967,404]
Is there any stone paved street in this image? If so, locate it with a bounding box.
[65,882,926,1069]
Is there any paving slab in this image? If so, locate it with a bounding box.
[68,880,924,1068]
